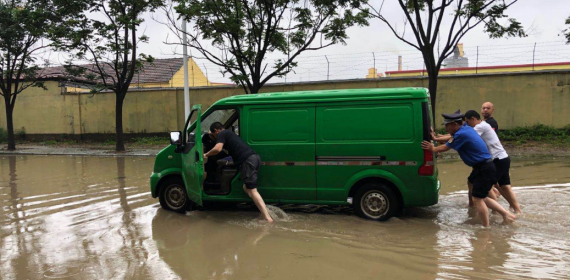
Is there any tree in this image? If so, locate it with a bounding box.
[0,0,86,150]
[56,0,163,151]
[366,0,525,119]
[163,0,369,94]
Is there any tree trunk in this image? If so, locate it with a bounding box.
[115,93,126,152]
[427,71,439,123]
[4,98,16,151]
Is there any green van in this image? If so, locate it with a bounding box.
[150,88,440,221]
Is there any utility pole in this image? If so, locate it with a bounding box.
[182,19,190,120]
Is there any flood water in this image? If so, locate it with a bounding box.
[1,155,570,280]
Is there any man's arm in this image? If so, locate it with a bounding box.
[421,141,452,153]
[433,134,452,143]
[430,129,452,143]
[204,143,224,158]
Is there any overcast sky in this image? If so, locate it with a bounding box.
[61,0,570,83]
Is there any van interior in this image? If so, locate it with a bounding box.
[199,109,240,195]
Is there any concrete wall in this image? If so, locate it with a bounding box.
[1,70,569,138]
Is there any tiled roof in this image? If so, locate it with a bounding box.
[39,58,185,84]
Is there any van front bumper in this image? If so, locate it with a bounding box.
[150,172,160,198]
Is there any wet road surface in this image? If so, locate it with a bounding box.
[1,155,570,280]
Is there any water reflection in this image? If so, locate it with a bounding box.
[0,155,569,280]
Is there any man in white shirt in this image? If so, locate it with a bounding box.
[464,110,522,213]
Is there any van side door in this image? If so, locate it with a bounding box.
[242,105,316,201]
[315,102,418,202]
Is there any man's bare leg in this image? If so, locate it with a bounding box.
[468,181,474,207]
[473,197,490,227]
[484,197,516,223]
[243,185,273,222]
[472,181,499,202]
[487,186,498,200]
[492,185,502,199]
[496,185,522,214]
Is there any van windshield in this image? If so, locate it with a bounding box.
[188,109,237,140]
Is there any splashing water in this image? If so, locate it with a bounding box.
[267,205,290,222]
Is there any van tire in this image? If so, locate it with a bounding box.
[354,183,399,221]
[159,177,194,213]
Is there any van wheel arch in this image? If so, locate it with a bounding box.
[158,175,196,213]
[348,177,404,216]
[156,174,184,197]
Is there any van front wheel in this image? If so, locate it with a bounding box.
[159,177,194,213]
[354,183,399,221]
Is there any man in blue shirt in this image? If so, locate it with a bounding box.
[422,110,515,227]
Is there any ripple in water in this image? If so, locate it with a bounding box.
[43,266,83,279]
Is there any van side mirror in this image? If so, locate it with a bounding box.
[170,131,182,145]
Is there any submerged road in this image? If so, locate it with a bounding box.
[1,155,570,280]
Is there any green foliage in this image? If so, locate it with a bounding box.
[370,0,525,118]
[499,125,570,144]
[129,136,167,146]
[564,17,570,44]
[0,127,25,142]
[16,127,25,138]
[173,0,369,93]
[0,0,88,149]
[0,127,6,142]
[54,0,163,95]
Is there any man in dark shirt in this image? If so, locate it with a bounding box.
[481,102,499,132]
[202,133,229,182]
[203,122,273,222]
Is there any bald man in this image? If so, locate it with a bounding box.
[481,102,498,132]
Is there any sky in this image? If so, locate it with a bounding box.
[54,0,570,84]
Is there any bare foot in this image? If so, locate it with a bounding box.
[502,212,516,224]
[267,217,274,223]
[510,206,523,214]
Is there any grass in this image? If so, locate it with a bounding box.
[99,136,168,146]
[499,124,570,146]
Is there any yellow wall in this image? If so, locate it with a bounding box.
[1,70,569,138]
[168,58,211,87]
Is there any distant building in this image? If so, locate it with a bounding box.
[443,43,469,68]
[40,58,229,93]
[365,68,384,78]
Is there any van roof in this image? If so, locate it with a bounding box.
[213,87,429,106]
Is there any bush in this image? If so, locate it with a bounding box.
[130,136,166,146]
[0,127,6,142]
[499,124,570,143]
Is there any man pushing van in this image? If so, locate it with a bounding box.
[464,110,522,213]
[203,122,274,223]
[422,110,515,227]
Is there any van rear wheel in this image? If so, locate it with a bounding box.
[354,183,399,221]
[159,177,194,213]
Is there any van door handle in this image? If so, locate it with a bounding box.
[195,151,200,162]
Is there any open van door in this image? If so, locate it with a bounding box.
[181,105,204,206]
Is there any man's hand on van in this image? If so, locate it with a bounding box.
[421,141,434,151]
[422,140,451,153]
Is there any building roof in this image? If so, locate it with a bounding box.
[39,58,186,84]
[213,87,429,106]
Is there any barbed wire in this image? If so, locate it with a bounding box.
[44,40,570,86]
